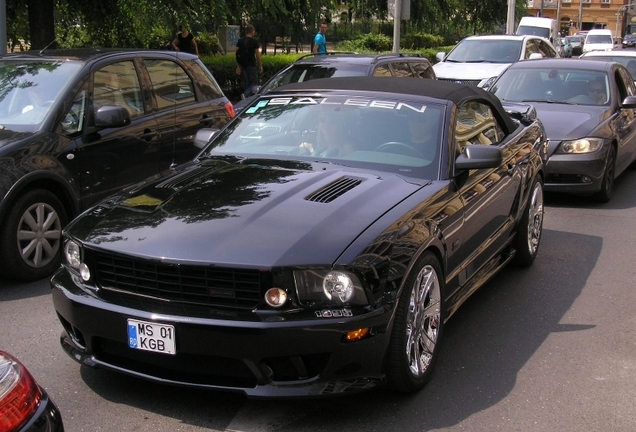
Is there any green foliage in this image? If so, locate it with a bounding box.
[195,33,224,55]
[201,52,305,101]
[401,33,445,50]
[336,33,393,52]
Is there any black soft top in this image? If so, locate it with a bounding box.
[275,76,518,134]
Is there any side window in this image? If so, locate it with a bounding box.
[537,40,556,58]
[455,101,505,151]
[411,62,435,79]
[390,62,414,77]
[93,61,143,118]
[187,61,224,99]
[59,79,88,135]
[617,68,636,97]
[524,40,538,59]
[372,64,392,77]
[144,59,195,110]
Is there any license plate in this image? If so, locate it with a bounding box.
[127,319,176,355]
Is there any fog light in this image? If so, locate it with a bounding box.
[264,288,287,307]
[345,328,369,342]
[79,263,91,281]
[582,176,591,183]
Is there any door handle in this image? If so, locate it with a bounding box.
[140,130,157,141]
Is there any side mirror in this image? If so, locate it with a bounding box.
[621,95,636,109]
[436,52,446,62]
[528,53,544,60]
[194,128,219,149]
[94,105,130,128]
[456,145,503,171]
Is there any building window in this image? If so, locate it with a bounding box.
[562,0,571,3]
[582,0,591,3]
[600,0,610,3]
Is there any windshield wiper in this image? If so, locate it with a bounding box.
[517,99,574,105]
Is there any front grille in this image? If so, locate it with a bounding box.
[438,78,482,86]
[94,338,258,388]
[92,251,263,310]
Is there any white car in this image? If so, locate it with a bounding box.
[580,50,636,80]
[433,34,559,87]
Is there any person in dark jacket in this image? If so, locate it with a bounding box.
[235,25,263,99]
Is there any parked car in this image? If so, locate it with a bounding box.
[580,50,636,80]
[0,49,235,281]
[487,58,636,202]
[565,35,585,56]
[0,350,64,431]
[433,34,559,87]
[622,34,636,48]
[555,37,573,58]
[52,77,546,398]
[233,53,436,112]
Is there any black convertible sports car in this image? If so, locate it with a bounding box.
[51,77,546,398]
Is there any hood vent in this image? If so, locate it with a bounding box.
[306,177,362,203]
[156,166,210,189]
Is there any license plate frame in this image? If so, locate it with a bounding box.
[127,319,176,355]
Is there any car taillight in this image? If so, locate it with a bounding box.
[0,351,43,432]
[224,101,236,118]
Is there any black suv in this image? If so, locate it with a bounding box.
[0,49,235,281]
[234,52,436,112]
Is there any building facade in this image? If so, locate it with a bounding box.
[524,0,636,38]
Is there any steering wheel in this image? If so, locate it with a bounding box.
[375,141,426,159]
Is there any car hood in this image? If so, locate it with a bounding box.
[502,102,611,156]
[68,159,427,268]
[533,104,610,141]
[433,62,510,81]
[0,129,35,149]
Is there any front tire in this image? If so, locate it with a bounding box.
[386,252,444,393]
[513,179,544,267]
[594,145,616,203]
[0,189,67,281]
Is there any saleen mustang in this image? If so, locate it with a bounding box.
[51,77,546,398]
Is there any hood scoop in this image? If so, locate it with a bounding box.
[156,166,211,189]
[305,176,363,203]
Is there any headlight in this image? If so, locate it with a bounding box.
[294,270,368,306]
[559,138,603,154]
[64,240,82,269]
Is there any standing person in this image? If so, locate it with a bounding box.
[172,24,199,56]
[235,25,263,99]
[312,22,328,55]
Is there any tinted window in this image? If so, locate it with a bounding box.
[260,64,368,94]
[391,62,414,77]
[446,39,522,63]
[144,59,195,110]
[0,60,82,131]
[372,64,392,77]
[456,101,504,148]
[93,61,143,118]
[411,62,435,79]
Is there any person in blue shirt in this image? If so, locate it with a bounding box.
[312,22,328,55]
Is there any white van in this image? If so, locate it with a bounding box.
[516,17,559,43]
[583,29,615,53]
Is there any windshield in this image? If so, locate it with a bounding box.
[517,26,550,39]
[445,39,522,63]
[0,60,82,131]
[491,67,610,106]
[259,63,368,94]
[586,35,613,44]
[202,94,445,179]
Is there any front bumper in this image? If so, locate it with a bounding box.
[51,269,393,398]
[544,147,608,194]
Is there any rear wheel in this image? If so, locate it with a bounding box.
[386,252,444,393]
[513,179,544,267]
[594,145,616,203]
[0,189,67,281]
